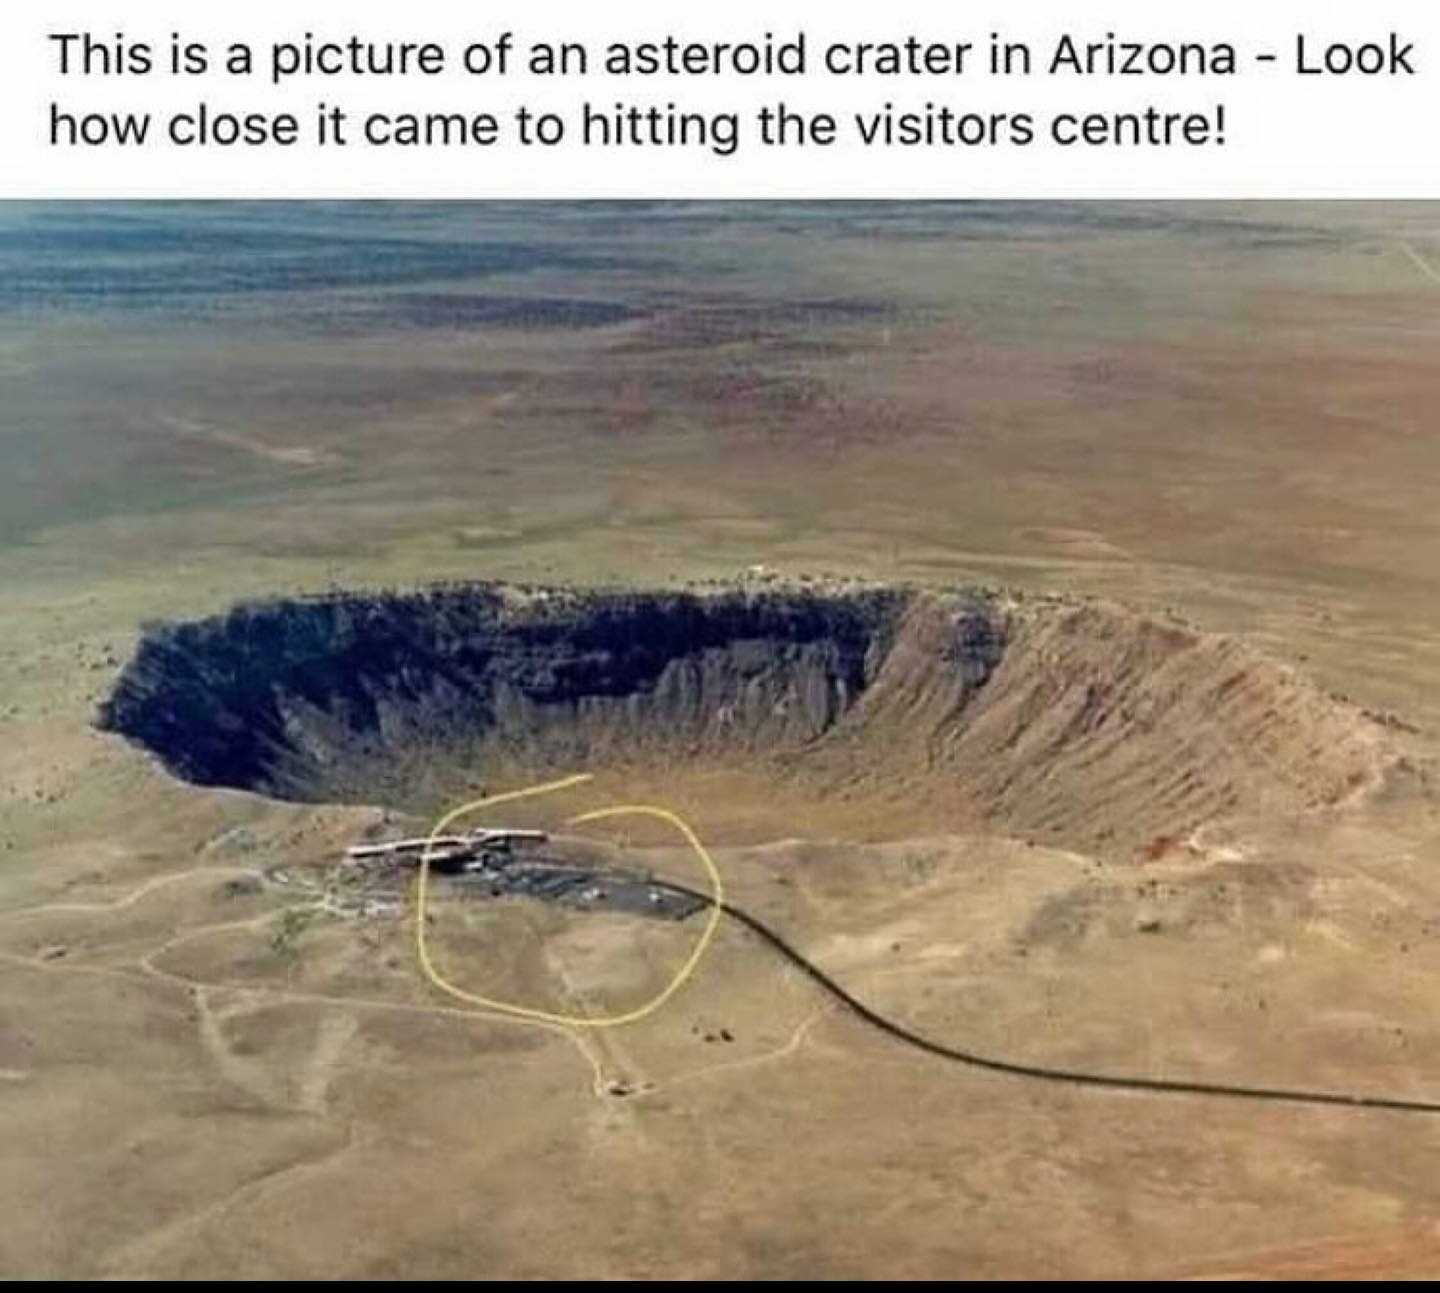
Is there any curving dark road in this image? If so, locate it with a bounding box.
[647,876,1440,1117]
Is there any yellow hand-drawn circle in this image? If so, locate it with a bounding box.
[414,773,725,1027]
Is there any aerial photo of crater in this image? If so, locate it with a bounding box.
[4,201,1440,1278]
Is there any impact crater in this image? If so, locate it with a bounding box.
[97,580,1397,856]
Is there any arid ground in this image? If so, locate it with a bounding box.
[3,202,1440,1278]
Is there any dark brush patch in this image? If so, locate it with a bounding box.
[334,293,644,332]
[612,297,894,353]
[0,210,646,317]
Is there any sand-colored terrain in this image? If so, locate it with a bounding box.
[3,202,1440,1278]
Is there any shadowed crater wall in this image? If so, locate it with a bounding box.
[97,581,1396,854]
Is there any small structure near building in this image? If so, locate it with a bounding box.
[345,828,547,874]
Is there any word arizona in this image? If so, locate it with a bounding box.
[1047,34,1238,76]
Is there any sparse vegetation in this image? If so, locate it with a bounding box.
[269,905,318,959]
